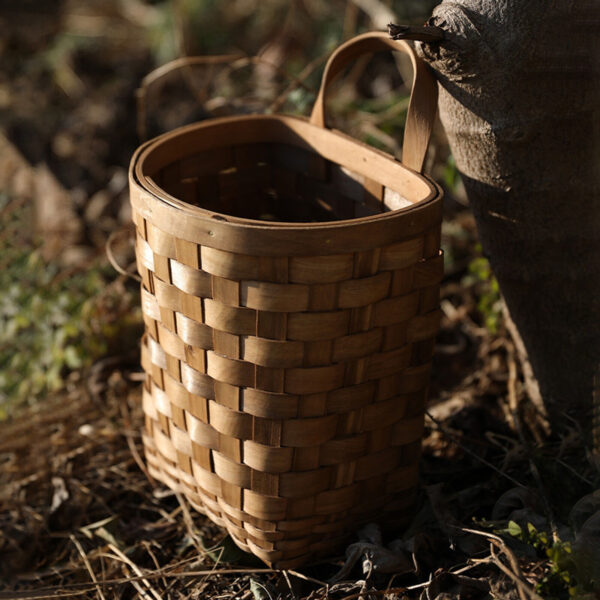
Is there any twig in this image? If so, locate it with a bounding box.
[69,534,107,600]
[166,567,277,576]
[506,341,520,431]
[286,569,328,587]
[404,571,433,592]
[0,590,95,600]
[105,228,141,283]
[552,456,594,485]
[488,545,530,600]
[425,410,527,489]
[282,570,297,600]
[388,23,445,42]
[359,122,400,154]
[4,568,302,599]
[141,540,168,592]
[106,543,162,600]
[370,96,410,126]
[461,528,522,572]
[213,55,315,103]
[502,304,549,431]
[461,528,544,600]
[251,579,276,600]
[268,51,328,113]
[338,587,408,600]
[119,399,154,485]
[136,54,242,140]
[175,491,207,556]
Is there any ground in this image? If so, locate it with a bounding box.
[0,2,598,599]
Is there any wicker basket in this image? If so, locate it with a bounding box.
[129,32,443,568]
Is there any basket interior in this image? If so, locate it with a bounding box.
[149,140,418,223]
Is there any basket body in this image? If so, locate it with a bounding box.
[129,113,443,567]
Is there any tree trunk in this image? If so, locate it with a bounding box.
[415,1,600,437]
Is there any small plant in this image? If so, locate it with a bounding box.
[501,521,591,599]
[0,197,141,418]
[464,246,503,334]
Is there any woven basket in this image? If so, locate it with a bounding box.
[129,32,443,568]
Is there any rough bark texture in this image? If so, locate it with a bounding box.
[417,1,600,436]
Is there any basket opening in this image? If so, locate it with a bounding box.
[153,142,413,223]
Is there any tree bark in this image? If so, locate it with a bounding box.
[415,1,600,436]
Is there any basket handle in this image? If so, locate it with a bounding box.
[136,54,243,141]
[309,31,438,174]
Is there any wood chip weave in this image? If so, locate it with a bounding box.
[129,32,443,568]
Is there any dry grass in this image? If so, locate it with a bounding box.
[2,280,595,599]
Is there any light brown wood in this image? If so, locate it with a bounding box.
[130,31,443,568]
[310,31,438,173]
[136,54,244,141]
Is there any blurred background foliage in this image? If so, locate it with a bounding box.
[0,0,499,417]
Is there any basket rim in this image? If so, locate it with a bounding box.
[130,113,441,233]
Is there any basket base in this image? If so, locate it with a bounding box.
[143,430,417,568]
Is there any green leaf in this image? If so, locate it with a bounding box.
[527,522,538,536]
[507,520,523,538]
[64,345,83,369]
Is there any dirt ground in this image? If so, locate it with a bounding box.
[1,2,598,599]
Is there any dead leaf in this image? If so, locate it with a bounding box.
[331,524,414,582]
[49,476,69,513]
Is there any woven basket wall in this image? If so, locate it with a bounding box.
[129,33,443,568]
